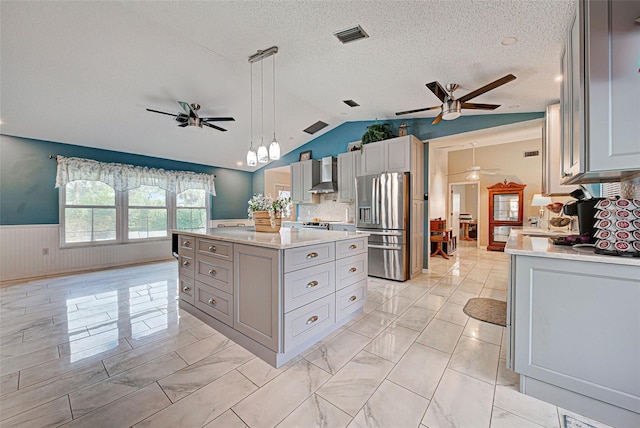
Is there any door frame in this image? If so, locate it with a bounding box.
[448,181,480,248]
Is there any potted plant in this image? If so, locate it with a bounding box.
[361,121,395,146]
[247,193,292,232]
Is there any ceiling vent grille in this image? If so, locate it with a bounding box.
[523,150,540,158]
[334,25,369,44]
[343,99,360,107]
[303,121,329,135]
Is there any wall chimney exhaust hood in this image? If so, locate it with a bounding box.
[309,157,337,193]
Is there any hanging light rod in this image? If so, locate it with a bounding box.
[248,46,278,63]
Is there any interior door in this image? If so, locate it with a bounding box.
[450,188,461,241]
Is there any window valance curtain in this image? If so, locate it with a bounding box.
[55,156,216,195]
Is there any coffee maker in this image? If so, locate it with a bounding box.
[562,187,603,243]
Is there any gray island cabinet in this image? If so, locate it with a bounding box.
[174,227,368,367]
[505,230,640,428]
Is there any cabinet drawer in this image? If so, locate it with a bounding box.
[336,280,366,322]
[195,254,233,294]
[197,238,233,261]
[178,235,195,255]
[284,261,336,313]
[284,294,335,352]
[178,254,195,278]
[335,237,367,258]
[335,253,367,290]
[195,281,233,327]
[179,276,195,306]
[284,242,335,273]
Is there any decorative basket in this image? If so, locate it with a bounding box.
[253,211,282,233]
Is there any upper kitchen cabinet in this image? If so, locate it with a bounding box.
[360,135,412,175]
[560,0,640,184]
[337,151,361,203]
[542,104,578,195]
[290,159,320,204]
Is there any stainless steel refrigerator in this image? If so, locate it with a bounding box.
[356,172,410,281]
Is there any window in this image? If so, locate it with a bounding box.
[128,185,168,239]
[56,156,215,246]
[63,180,117,243]
[176,189,207,233]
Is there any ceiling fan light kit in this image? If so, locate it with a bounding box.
[248,46,280,164]
[395,74,516,125]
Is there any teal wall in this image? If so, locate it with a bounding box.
[0,135,254,225]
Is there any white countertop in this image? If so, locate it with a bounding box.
[505,228,640,266]
[174,227,365,250]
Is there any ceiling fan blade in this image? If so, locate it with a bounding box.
[202,122,227,132]
[461,102,500,110]
[201,117,236,122]
[178,101,197,118]
[146,108,177,117]
[458,74,516,103]
[175,113,188,122]
[431,112,443,125]
[426,81,448,102]
[395,105,440,116]
[177,122,189,127]
[480,170,498,175]
[446,171,467,176]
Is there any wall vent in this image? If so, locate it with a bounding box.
[523,150,540,158]
[343,99,360,107]
[303,121,329,135]
[334,25,369,44]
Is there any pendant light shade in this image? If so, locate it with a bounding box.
[247,146,257,166]
[257,139,269,163]
[269,138,281,160]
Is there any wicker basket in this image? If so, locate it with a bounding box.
[253,211,282,233]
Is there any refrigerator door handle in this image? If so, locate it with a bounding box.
[359,230,403,236]
[368,244,403,250]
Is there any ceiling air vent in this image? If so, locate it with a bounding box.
[333,25,369,44]
[523,150,540,158]
[343,99,360,107]
[303,121,329,135]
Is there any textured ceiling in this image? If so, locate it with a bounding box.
[0,0,574,171]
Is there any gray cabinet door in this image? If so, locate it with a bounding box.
[233,244,281,352]
[361,141,385,175]
[385,137,411,172]
[290,162,303,203]
[338,152,359,203]
[291,160,319,204]
[513,255,640,413]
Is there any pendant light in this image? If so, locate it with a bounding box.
[268,54,281,160]
[257,59,269,163]
[248,46,279,164]
[246,61,257,167]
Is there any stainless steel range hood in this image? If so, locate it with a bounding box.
[309,157,337,193]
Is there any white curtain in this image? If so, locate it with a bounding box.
[55,156,216,195]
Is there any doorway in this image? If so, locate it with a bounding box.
[449,181,480,247]
[264,166,294,221]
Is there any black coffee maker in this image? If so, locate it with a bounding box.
[563,187,603,242]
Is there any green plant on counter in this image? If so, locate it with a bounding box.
[361,121,395,146]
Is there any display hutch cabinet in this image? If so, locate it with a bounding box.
[487,181,526,251]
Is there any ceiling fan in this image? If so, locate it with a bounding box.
[449,143,500,180]
[396,74,516,125]
[146,101,235,132]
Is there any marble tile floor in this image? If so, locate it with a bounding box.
[0,247,613,428]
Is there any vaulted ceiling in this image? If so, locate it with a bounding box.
[0,0,574,171]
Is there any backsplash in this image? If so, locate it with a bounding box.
[620,176,640,199]
[297,195,355,223]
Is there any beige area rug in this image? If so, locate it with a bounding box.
[463,298,507,327]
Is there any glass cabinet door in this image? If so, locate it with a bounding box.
[493,193,520,221]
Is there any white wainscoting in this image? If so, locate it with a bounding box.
[0,225,172,282]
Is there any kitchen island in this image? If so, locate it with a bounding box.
[505,229,640,427]
[173,227,368,368]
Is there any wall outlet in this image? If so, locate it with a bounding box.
[42,248,49,255]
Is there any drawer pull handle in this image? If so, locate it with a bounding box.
[183,241,191,247]
[306,315,319,324]
[349,295,357,302]
[208,245,217,252]
[208,298,217,305]
[182,286,191,292]
[182,260,190,267]
[306,280,319,288]
[208,269,217,276]
[306,252,319,259]
[349,244,357,250]
[349,267,357,273]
